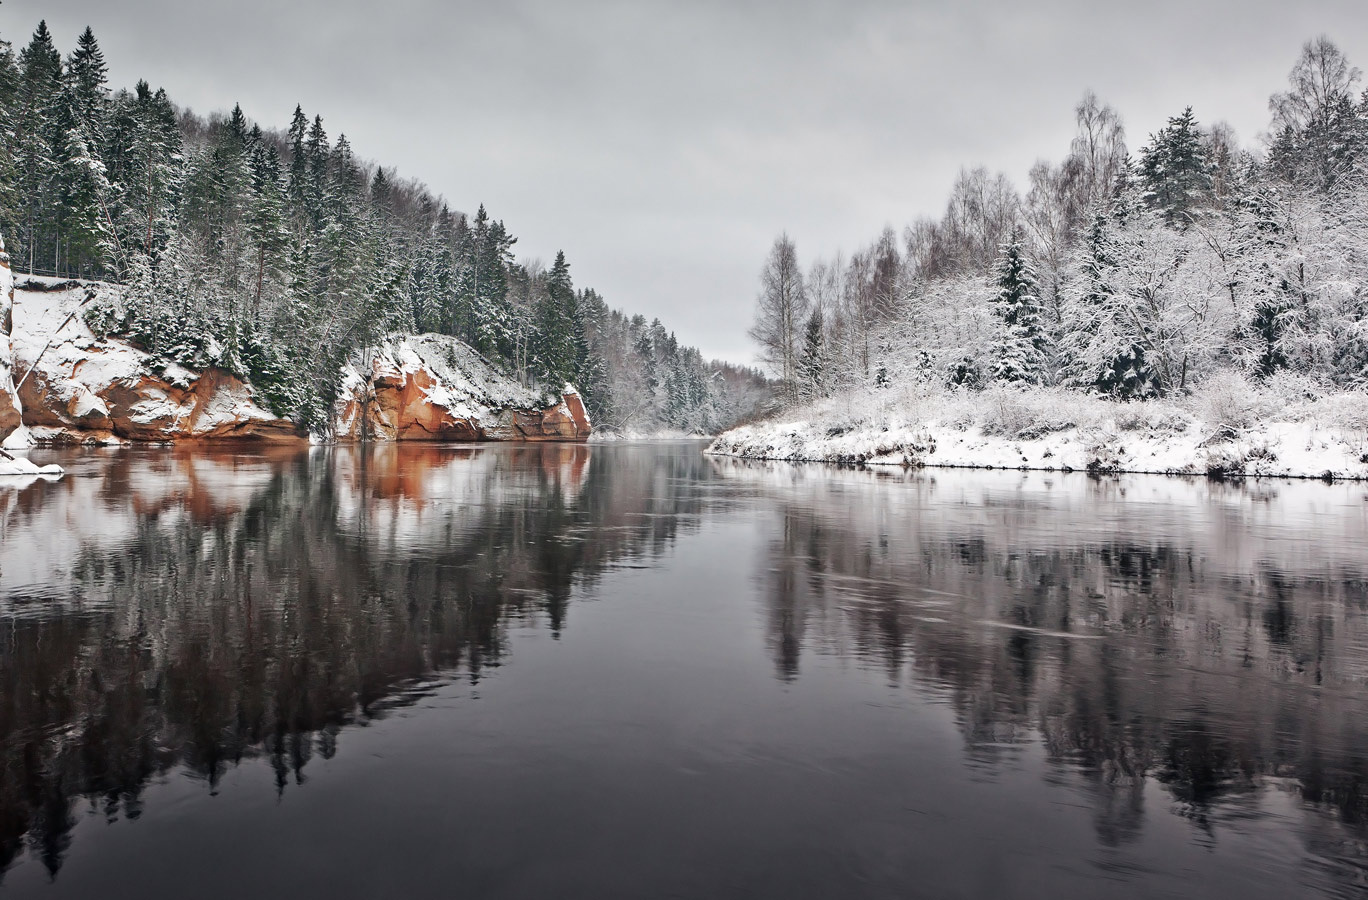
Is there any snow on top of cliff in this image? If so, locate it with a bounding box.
[350,332,546,423]
[405,334,544,411]
[10,280,282,439]
[10,279,132,365]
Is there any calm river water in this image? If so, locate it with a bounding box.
[1,442,1367,898]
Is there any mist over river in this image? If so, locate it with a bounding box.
[1,443,1367,899]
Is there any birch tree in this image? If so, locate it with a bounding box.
[749,233,807,405]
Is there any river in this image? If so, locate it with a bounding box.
[1,442,1366,898]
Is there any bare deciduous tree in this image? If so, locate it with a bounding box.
[1270,36,1362,134]
[749,233,808,404]
[1070,91,1128,213]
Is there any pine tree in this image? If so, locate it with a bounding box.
[1138,108,1215,226]
[988,234,1048,384]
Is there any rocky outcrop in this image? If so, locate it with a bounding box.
[0,237,20,441]
[8,280,300,445]
[332,333,590,443]
[9,281,590,445]
[17,357,305,445]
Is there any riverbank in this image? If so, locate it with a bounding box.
[706,381,1368,480]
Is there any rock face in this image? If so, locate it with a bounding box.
[10,281,301,445]
[333,333,591,443]
[9,281,590,445]
[0,238,20,441]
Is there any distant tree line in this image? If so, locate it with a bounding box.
[752,37,1368,406]
[0,20,768,433]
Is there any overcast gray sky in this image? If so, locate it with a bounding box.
[4,1,1367,362]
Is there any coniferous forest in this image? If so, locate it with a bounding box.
[0,20,769,435]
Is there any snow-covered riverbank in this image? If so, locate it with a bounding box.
[707,381,1368,480]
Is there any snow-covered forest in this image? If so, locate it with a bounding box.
[0,20,768,435]
[748,36,1368,413]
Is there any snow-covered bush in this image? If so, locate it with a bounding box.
[1188,371,1271,438]
[978,386,1078,438]
[1112,399,1191,434]
[1311,392,1368,434]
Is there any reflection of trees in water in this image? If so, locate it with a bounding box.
[0,444,712,877]
[749,464,1368,876]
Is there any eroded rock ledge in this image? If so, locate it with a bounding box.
[1,280,589,447]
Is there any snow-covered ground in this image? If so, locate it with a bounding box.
[707,378,1368,480]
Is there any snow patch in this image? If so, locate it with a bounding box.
[0,450,62,478]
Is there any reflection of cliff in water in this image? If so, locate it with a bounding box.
[727,460,1368,883]
[0,444,710,877]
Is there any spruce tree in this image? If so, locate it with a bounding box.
[226,103,248,145]
[1063,213,1158,398]
[455,205,516,360]
[52,28,116,277]
[245,142,289,322]
[797,307,826,399]
[304,114,328,224]
[535,250,576,384]
[121,82,181,260]
[988,233,1048,384]
[409,226,452,334]
[16,21,63,272]
[571,288,611,423]
[0,33,20,234]
[1138,108,1215,226]
[57,124,113,275]
[286,104,308,214]
[65,26,108,162]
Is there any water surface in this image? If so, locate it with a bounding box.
[1,443,1367,898]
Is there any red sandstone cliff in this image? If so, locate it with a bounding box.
[2,281,589,446]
